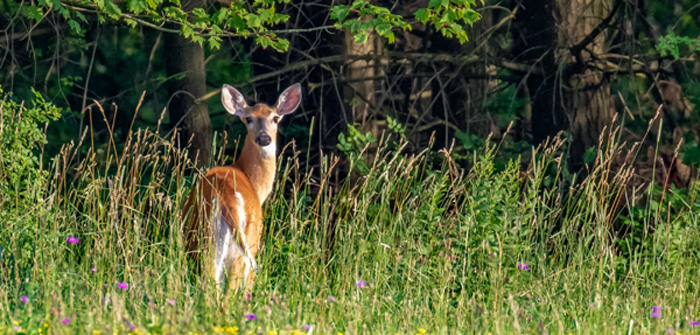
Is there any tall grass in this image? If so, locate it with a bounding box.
[1,102,699,335]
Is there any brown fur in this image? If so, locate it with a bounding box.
[181,165,264,290]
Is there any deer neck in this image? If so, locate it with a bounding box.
[234,136,277,204]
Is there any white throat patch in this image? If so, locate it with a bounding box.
[259,142,276,160]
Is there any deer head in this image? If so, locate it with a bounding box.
[221,83,302,158]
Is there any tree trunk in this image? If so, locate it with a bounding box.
[343,14,384,174]
[514,0,614,170]
[344,19,383,125]
[164,0,212,169]
[556,0,614,169]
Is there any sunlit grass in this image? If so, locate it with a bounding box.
[1,107,700,335]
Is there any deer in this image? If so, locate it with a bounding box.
[181,83,302,291]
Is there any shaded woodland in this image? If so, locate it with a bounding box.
[1,0,699,186]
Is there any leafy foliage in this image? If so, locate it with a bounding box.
[23,0,294,51]
[330,1,411,44]
[414,0,481,43]
[0,88,62,282]
[657,32,700,59]
[336,116,406,175]
[336,123,378,174]
[15,0,481,52]
[0,88,62,204]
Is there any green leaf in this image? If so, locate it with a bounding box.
[258,8,271,23]
[192,8,209,25]
[104,1,122,18]
[428,0,443,9]
[208,36,222,49]
[74,11,87,23]
[214,8,229,24]
[375,22,392,37]
[582,146,596,165]
[414,8,429,22]
[145,0,158,10]
[228,15,246,31]
[124,17,138,27]
[271,38,290,52]
[353,32,368,44]
[191,34,204,45]
[210,25,222,34]
[271,13,289,24]
[256,35,270,48]
[68,19,82,33]
[245,13,261,28]
[330,5,350,21]
[127,0,147,13]
[465,9,480,24]
[347,19,362,32]
[22,6,44,20]
[181,25,195,38]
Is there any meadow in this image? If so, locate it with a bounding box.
[1,94,699,335]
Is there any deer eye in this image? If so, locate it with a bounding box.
[245,117,253,124]
[273,116,280,123]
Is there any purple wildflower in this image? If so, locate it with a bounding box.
[652,306,662,312]
[20,296,28,303]
[167,299,176,306]
[689,321,699,327]
[246,292,252,299]
[517,263,530,270]
[328,295,336,302]
[304,324,312,331]
[668,329,674,334]
[61,318,71,325]
[13,326,21,331]
[129,325,136,331]
[67,237,79,244]
[244,313,257,320]
[651,312,662,318]
[91,267,97,273]
[116,282,129,290]
[356,280,367,288]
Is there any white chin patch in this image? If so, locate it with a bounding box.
[259,142,276,159]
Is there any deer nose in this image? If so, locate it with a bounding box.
[255,133,272,147]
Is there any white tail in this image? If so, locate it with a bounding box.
[182,83,302,291]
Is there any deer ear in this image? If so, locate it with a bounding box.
[275,83,302,116]
[221,84,247,117]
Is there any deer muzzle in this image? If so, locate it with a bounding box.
[255,133,272,147]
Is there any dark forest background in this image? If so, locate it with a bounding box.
[1,0,699,187]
